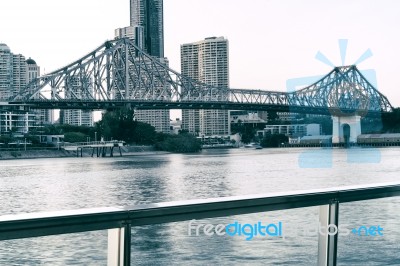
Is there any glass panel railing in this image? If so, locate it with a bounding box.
[0,231,107,265]
[131,208,320,265]
[1,182,400,265]
[338,197,400,265]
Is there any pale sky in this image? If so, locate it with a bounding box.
[1,0,400,111]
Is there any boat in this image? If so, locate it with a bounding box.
[244,143,263,149]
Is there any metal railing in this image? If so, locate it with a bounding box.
[1,182,400,265]
[62,140,125,147]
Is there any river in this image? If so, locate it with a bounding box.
[0,147,400,265]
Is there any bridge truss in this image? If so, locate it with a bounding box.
[10,38,393,116]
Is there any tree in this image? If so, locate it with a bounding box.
[96,108,136,142]
[0,135,13,145]
[382,108,400,133]
[24,134,40,145]
[30,124,95,136]
[155,133,201,153]
[231,121,266,144]
[95,108,157,144]
[260,134,288,148]
[132,122,156,144]
[267,111,278,124]
[64,132,87,143]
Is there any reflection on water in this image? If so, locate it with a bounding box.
[0,148,400,265]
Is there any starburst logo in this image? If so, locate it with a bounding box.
[286,39,382,168]
[287,39,378,94]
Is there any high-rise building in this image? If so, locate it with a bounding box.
[0,43,13,101]
[114,21,170,134]
[130,0,164,57]
[0,44,43,134]
[26,58,53,125]
[0,44,27,100]
[115,26,135,41]
[11,54,27,97]
[60,76,93,127]
[60,109,93,127]
[26,58,40,81]
[181,37,230,136]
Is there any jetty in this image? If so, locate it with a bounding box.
[62,141,125,157]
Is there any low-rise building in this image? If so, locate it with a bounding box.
[357,134,400,144]
[230,111,267,124]
[257,124,321,137]
[0,112,39,134]
[300,135,332,145]
[170,118,182,134]
[38,135,64,145]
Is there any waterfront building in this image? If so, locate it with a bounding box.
[0,44,44,134]
[357,133,400,145]
[277,112,299,122]
[299,135,332,145]
[230,111,268,124]
[257,124,321,137]
[181,37,230,136]
[0,112,37,135]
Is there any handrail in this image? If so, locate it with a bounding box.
[1,181,400,265]
[1,181,400,238]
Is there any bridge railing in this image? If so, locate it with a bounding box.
[1,182,400,265]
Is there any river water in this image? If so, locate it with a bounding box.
[0,147,400,265]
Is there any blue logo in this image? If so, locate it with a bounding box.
[188,220,384,240]
[351,225,384,236]
[225,221,282,241]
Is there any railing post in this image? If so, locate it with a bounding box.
[123,223,131,266]
[107,223,131,266]
[108,228,122,266]
[318,200,339,266]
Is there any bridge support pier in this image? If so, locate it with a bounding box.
[332,115,361,144]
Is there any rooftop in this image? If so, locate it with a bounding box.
[0,43,10,52]
[26,58,37,65]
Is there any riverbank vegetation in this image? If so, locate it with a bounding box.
[382,108,400,133]
[260,134,288,148]
[0,108,202,153]
[95,108,201,153]
[155,133,201,153]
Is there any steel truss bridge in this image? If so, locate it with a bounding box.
[6,38,394,116]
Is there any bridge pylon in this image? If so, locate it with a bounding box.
[332,115,361,144]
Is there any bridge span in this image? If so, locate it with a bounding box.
[5,38,392,115]
[1,38,395,144]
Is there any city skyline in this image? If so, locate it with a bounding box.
[1,0,400,110]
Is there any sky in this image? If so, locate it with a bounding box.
[1,0,400,116]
